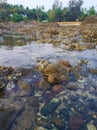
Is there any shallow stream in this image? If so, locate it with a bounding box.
[0,42,97,130]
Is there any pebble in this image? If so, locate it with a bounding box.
[17,80,30,90]
[87,122,96,130]
[38,79,51,90]
[36,118,52,129]
[41,101,61,116]
[88,100,97,112]
[52,84,65,93]
[6,81,15,90]
[53,117,65,129]
[66,82,78,90]
[69,115,84,130]
[27,96,39,107]
[34,126,47,130]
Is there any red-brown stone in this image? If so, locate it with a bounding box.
[52,84,64,93]
[69,115,84,130]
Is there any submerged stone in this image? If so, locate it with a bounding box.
[53,117,65,129]
[17,80,30,90]
[0,83,5,92]
[69,115,84,130]
[66,82,78,90]
[41,101,61,116]
[87,122,96,130]
[38,79,51,90]
[52,84,65,93]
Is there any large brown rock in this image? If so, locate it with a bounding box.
[38,60,71,84]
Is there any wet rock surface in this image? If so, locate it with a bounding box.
[37,60,70,84]
[0,62,97,130]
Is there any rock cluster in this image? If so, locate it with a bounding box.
[1,20,97,49]
[0,22,80,46]
[80,15,97,43]
[0,66,22,92]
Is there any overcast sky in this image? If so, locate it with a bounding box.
[8,0,97,10]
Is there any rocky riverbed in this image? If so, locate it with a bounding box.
[0,17,97,130]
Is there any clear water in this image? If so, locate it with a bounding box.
[0,42,97,130]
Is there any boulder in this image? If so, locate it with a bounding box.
[38,61,70,84]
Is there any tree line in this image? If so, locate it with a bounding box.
[0,0,96,22]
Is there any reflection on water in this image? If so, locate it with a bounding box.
[0,35,28,48]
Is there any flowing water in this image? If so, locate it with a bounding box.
[0,42,97,68]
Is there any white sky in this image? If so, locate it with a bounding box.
[8,0,97,10]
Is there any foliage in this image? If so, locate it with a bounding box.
[0,0,96,22]
[66,0,83,21]
[87,6,96,16]
[78,8,88,21]
[11,13,23,22]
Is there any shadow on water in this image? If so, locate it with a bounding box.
[0,107,25,130]
[0,108,16,130]
[0,35,28,50]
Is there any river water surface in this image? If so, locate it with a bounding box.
[0,42,97,68]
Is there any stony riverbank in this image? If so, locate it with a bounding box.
[0,15,97,50]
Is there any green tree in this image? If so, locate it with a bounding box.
[48,0,63,22]
[35,6,45,21]
[87,6,96,16]
[48,9,55,22]
[11,13,23,22]
[24,7,32,20]
[78,8,88,21]
[54,8,63,21]
[0,3,11,22]
[66,0,83,21]
[62,7,68,21]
